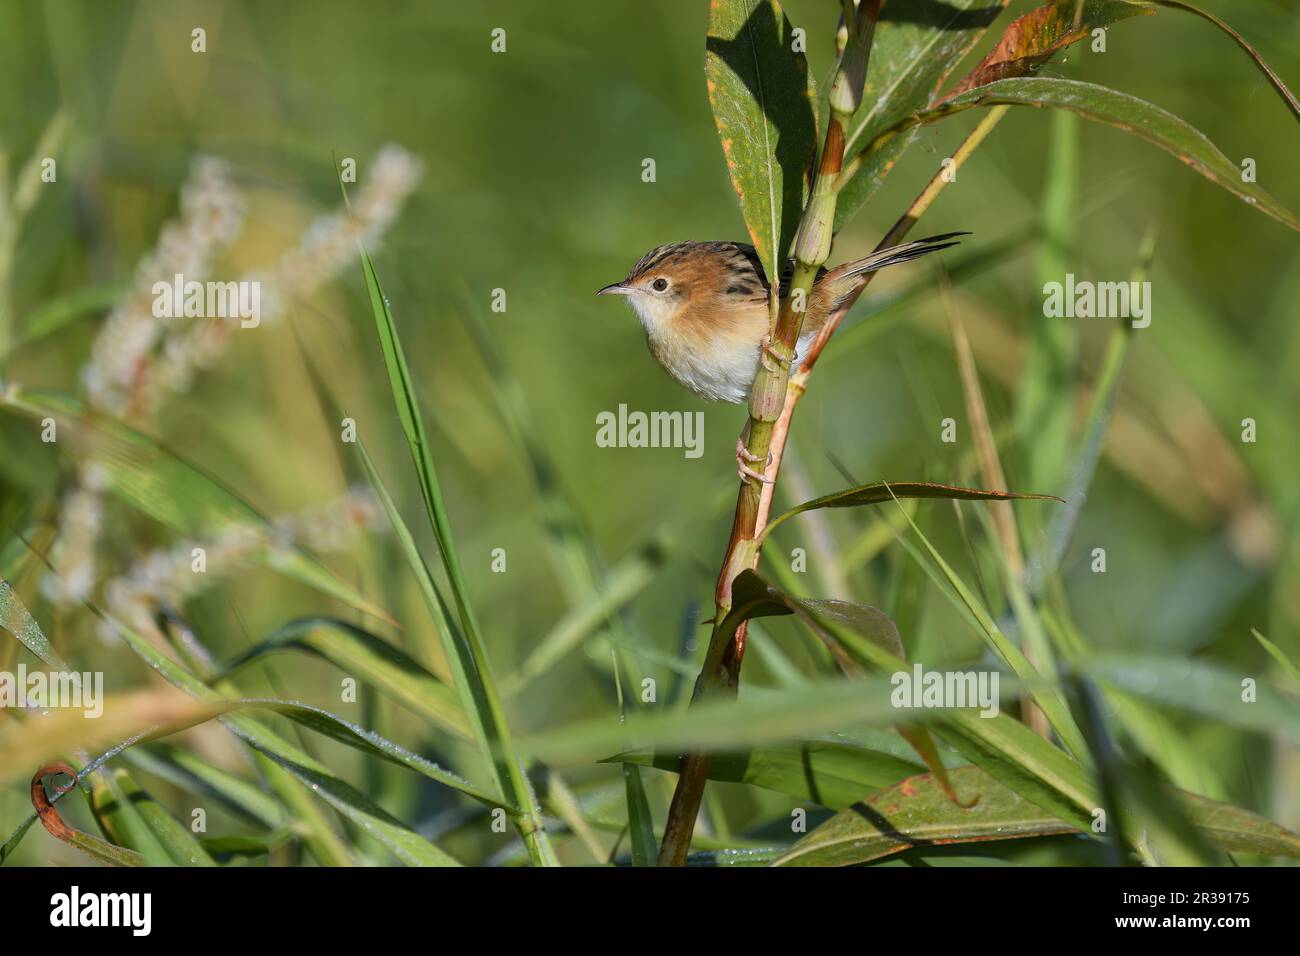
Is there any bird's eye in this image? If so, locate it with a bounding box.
[651,277,669,292]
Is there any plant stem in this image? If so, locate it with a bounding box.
[657,1,880,867]
[658,98,1009,866]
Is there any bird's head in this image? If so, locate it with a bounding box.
[597,241,762,335]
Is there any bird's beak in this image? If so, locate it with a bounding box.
[597,282,631,297]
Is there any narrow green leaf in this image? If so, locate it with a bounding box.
[1129,0,1300,121]
[218,616,470,739]
[0,579,68,669]
[1087,654,1300,744]
[20,279,129,346]
[882,77,1300,232]
[353,244,556,865]
[531,676,919,765]
[764,479,1059,540]
[612,657,656,867]
[123,744,285,829]
[98,616,467,865]
[706,0,817,288]
[1252,628,1300,686]
[91,767,216,866]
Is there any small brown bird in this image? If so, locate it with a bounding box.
[598,233,965,480]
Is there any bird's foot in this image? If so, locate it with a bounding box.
[760,335,791,374]
[736,437,773,485]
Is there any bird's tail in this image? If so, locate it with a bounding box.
[834,231,969,281]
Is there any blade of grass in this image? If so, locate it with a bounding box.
[355,437,555,861]
[613,648,656,866]
[90,766,216,866]
[216,616,470,739]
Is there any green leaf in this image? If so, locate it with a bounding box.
[1087,654,1300,744]
[0,385,393,624]
[1252,628,1300,686]
[20,280,129,346]
[82,618,466,865]
[893,77,1300,232]
[611,648,656,866]
[91,767,216,866]
[727,570,1099,832]
[531,676,918,766]
[763,479,1059,540]
[836,0,1009,231]
[1128,1,1300,122]
[705,0,817,289]
[217,616,470,739]
[0,579,68,669]
[123,744,285,828]
[615,739,924,810]
[774,766,1079,866]
[775,766,1300,866]
[352,236,556,866]
[1178,790,1300,858]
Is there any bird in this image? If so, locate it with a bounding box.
[598,232,966,481]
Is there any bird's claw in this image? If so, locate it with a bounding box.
[736,438,773,485]
[760,335,790,374]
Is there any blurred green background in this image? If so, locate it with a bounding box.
[1,0,1298,865]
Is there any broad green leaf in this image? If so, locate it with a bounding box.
[763,479,1058,540]
[775,766,1300,866]
[1179,790,1300,858]
[0,578,68,668]
[775,766,1079,866]
[91,767,215,866]
[615,739,924,810]
[0,385,393,624]
[836,0,1008,231]
[900,78,1300,232]
[706,0,817,289]
[352,237,556,866]
[218,616,470,739]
